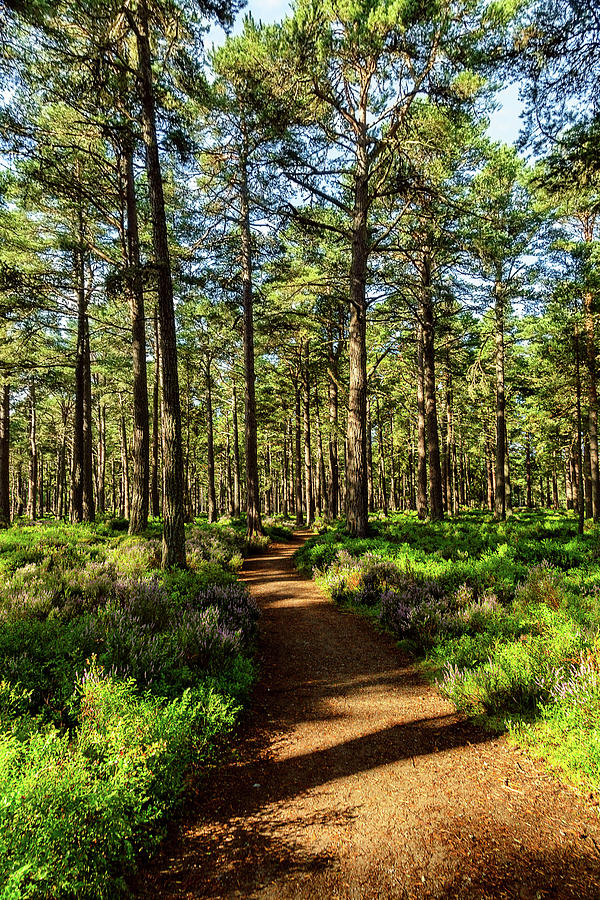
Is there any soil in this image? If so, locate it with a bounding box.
[136,531,600,899]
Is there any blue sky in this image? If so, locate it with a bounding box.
[208,0,525,147]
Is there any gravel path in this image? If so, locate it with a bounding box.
[137,532,600,899]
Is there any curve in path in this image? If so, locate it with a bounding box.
[138,532,600,899]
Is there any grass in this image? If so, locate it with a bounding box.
[296,508,600,794]
[0,516,263,899]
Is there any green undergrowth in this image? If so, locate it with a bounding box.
[296,509,600,794]
[0,517,263,899]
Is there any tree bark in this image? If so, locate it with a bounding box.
[327,358,339,520]
[416,324,428,519]
[205,356,217,523]
[0,383,10,526]
[494,273,507,520]
[123,138,149,535]
[346,131,369,536]
[27,380,37,520]
[294,381,303,526]
[239,123,262,537]
[302,340,314,524]
[150,306,161,518]
[232,380,241,517]
[70,243,85,524]
[420,249,443,520]
[133,0,185,566]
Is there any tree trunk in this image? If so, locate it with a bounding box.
[0,383,10,526]
[27,380,37,520]
[526,434,533,508]
[416,324,428,519]
[327,360,339,519]
[71,243,85,524]
[420,250,443,520]
[133,0,185,566]
[123,138,149,535]
[294,381,303,526]
[97,400,106,514]
[205,357,217,524]
[236,124,263,537]
[346,136,369,536]
[82,316,95,522]
[150,306,161,518]
[582,287,600,521]
[232,380,241,517]
[302,340,314,525]
[494,274,507,520]
[120,399,130,520]
[315,385,326,519]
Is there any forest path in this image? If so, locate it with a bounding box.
[137,532,600,899]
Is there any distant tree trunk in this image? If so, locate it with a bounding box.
[294,381,303,527]
[327,359,339,520]
[367,400,374,513]
[205,356,217,524]
[419,246,443,521]
[82,319,95,522]
[552,452,559,509]
[494,273,507,520]
[123,138,149,535]
[282,428,289,519]
[38,453,44,518]
[133,0,185,566]
[71,243,85,524]
[504,421,513,517]
[584,437,593,518]
[302,340,314,525]
[525,434,533,508]
[416,324,428,519]
[389,415,397,511]
[232,381,241,517]
[315,385,326,519]
[150,307,160,518]
[575,325,585,535]
[486,436,495,512]
[376,397,387,517]
[346,147,369,537]
[120,399,130,520]
[27,380,37,520]
[97,400,106,514]
[0,383,10,526]
[445,363,455,515]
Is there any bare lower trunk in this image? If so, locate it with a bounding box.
[123,139,149,535]
[302,340,314,525]
[346,154,369,537]
[27,381,37,520]
[239,125,262,537]
[205,358,217,524]
[0,383,9,526]
[133,0,185,566]
[416,324,428,519]
[232,381,241,517]
[294,382,303,526]
[420,250,443,521]
[327,364,339,519]
[151,307,160,518]
[494,274,506,520]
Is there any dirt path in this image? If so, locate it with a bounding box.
[138,533,600,899]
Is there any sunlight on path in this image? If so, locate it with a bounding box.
[137,534,600,900]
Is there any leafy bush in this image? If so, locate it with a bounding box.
[0,518,262,897]
[0,665,240,900]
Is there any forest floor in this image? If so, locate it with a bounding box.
[136,531,600,899]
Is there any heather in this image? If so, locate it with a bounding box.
[0,518,260,899]
[297,509,600,792]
